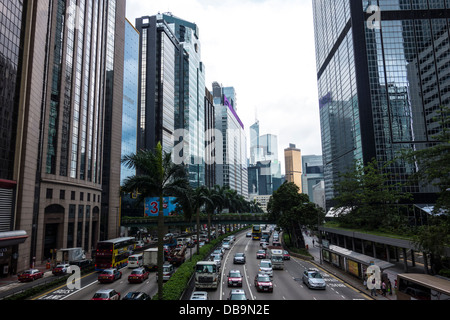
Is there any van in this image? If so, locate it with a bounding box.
[128,254,143,268]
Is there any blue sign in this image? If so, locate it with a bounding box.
[144,197,177,216]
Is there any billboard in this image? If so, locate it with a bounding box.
[144,197,177,217]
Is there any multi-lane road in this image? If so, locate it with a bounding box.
[28,229,370,301]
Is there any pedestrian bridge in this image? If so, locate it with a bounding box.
[121,213,276,227]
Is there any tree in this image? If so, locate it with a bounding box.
[267,182,323,249]
[121,143,189,300]
[332,159,411,231]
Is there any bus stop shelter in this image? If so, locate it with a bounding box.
[322,244,395,280]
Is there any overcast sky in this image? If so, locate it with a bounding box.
[125,0,322,173]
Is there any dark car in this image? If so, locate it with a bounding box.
[233,252,246,264]
[98,268,122,283]
[122,291,150,300]
[254,274,273,292]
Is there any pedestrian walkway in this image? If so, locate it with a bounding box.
[301,232,401,300]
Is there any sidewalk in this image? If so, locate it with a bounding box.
[0,262,54,293]
[301,233,399,300]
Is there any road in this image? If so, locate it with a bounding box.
[184,230,371,301]
[30,229,370,300]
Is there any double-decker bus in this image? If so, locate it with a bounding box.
[397,273,450,300]
[252,225,262,240]
[95,237,136,271]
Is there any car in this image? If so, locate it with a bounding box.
[254,273,273,292]
[256,250,266,259]
[302,268,326,290]
[222,241,230,250]
[128,267,149,283]
[228,289,248,300]
[18,269,44,282]
[272,240,281,247]
[122,291,150,300]
[233,252,246,264]
[91,289,121,300]
[98,268,122,283]
[261,242,268,250]
[213,249,223,258]
[210,254,222,269]
[258,259,273,278]
[157,263,174,281]
[227,270,243,287]
[52,263,71,276]
[246,232,252,237]
[283,250,291,260]
[190,291,209,300]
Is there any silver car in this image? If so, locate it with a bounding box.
[190,291,209,300]
[258,259,273,278]
[233,252,246,264]
[302,268,326,289]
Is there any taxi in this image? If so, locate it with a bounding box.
[18,269,44,282]
[98,268,122,283]
[227,270,243,287]
[128,267,150,283]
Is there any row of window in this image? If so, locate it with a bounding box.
[45,188,101,203]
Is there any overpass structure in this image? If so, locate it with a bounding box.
[121,213,276,227]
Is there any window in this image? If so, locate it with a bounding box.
[46,189,53,199]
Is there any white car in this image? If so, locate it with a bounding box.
[222,241,231,250]
[258,259,273,278]
[190,291,209,300]
[303,269,326,289]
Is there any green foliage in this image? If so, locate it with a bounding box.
[332,159,412,231]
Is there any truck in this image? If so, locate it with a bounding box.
[167,245,186,266]
[195,261,220,289]
[143,248,158,271]
[268,247,284,270]
[55,247,86,264]
[53,248,91,274]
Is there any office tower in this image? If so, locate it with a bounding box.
[213,82,248,199]
[249,120,260,165]
[2,0,125,274]
[302,154,324,202]
[121,19,139,185]
[205,88,216,188]
[313,0,449,209]
[136,13,206,187]
[284,144,303,193]
[0,0,28,277]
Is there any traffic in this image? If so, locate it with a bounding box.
[13,225,371,301]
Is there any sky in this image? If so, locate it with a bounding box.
[125,0,322,173]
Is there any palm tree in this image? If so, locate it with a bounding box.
[121,142,189,300]
[190,186,214,253]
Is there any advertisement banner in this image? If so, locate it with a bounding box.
[144,197,177,216]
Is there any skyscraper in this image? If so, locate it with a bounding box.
[1,0,125,274]
[284,144,302,193]
[136,13,206,187]
[213,82,248,199]
[313,0,449,209]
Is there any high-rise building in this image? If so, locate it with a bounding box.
[284,144,302,193]
[136,13,206,187]
[313,0,449,209]
[249,120,260,165]
[213,82,248,199]
[302,154,324,202]
[204,88,216,189]
[0,0,125,275]
[121,19,139,185]
[0,0,28,277]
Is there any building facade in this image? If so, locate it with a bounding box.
[121,19,139,185]
[313,0,449,209]
[213,82,248,199]
[284,144,303,193]
[302,154,324,202]
[1,0,125,274]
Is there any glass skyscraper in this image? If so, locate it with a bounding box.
[313,0,449,209]
[121,19,139,185]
